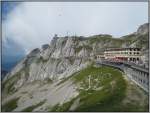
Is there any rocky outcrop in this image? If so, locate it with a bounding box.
[137,23,149,35]
[121,23,149,67]
[2,23,149,111]
[3,23,149,91]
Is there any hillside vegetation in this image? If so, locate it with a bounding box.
[2,23,149,112]
[48,65,148,112]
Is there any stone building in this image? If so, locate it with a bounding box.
[104,48,141,63]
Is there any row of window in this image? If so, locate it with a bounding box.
[105,48,140,52]
[129,48,140,51]
[105,52,140,55]
[129,58,139,61]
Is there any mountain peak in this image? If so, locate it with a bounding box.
[2,23,149,112]
[137,23,149,35]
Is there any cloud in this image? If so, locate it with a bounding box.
[2,2,148,54]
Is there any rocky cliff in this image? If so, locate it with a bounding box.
[2,23,149,112]
[121,23,149,67]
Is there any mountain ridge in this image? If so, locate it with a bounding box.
[2,23,149,112]
[3,22,149,90]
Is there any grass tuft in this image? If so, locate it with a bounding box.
[2,98,19,112]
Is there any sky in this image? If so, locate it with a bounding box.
[2,2,148,70]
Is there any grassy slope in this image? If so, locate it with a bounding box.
[2,65,148,112]
[73,66,126,112]
[2,72,21,95]
[2,66,30,95]
[49,66,126,111]
[49,65,148,112]
[2,98,19,112]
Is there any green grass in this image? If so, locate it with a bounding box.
[75,45,92,53]
[21,100,46,112]
[73,66,115,83]
[49,104,60,111]
[3,64,147,112]
[111,39,124,47]
[83,45,93,51]
[2,98,19,112]
[88,35,113,44]
[50,65,127,112]
[2,72,21,94]
[2,66,30,95]
[72,66,127,111]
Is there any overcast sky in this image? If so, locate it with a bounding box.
[2,2,148,54]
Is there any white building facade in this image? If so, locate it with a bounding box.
[103,48,141,63]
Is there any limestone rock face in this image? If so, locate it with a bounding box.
[3,23,149,89]
[3,36,93,91]
[137,23,149,35]
[2,23,149,111]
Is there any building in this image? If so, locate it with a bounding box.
[123,64,149,92]
[103,48,141,63]
[96,54,105,59]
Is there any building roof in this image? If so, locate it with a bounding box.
[105,47,141,51]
